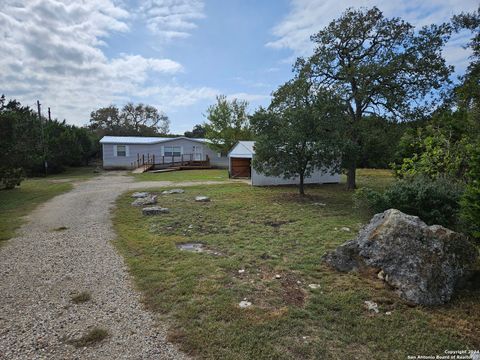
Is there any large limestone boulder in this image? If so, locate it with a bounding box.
[323,209,478,305]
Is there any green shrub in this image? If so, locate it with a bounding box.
[0,167,24,190]
[460,143,480,240]
[354,176,464,228]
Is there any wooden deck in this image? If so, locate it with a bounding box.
[131,153,211,173]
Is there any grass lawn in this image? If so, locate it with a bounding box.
[132,169,229,182]
[0,166,97,243]
[113,169,479,359]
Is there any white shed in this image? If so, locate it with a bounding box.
[228,141,340,186]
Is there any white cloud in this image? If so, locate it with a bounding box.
[0,0,210,126]
[267,0,478,73]
[139,0,205,41]
[226,93,271,103]
[135,85,218,107]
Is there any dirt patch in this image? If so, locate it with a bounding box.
[230,267,307,308]
[176,242,224,256]
[280,275,307,307]
[263,220,294,228]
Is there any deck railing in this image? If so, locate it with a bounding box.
[131,153,210,170]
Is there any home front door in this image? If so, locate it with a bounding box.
[192,145,203,160]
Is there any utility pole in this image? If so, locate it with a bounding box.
[48,107,51,122]
[37,100,48,176]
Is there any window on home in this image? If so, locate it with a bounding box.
[164,146,181,157]
[117,145,126,157]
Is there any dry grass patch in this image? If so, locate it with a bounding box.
[68,327,109,348]
[71,291,92,304]
[53,226,68,232]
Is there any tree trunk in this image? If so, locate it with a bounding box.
[299,173,305,196]
[346,162,356,190]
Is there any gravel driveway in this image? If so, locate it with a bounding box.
[0,172,226,359]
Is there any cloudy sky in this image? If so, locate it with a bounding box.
[1,0,477,134]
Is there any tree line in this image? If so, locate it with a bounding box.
[0,101,172,188]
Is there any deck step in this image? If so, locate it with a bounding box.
[149,168,180,173]
[132,164,154,173]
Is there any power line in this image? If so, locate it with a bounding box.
[37,100,48,176]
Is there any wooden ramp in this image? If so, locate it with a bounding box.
[132,164,153,174]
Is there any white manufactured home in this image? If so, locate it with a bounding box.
[100,136,228,169]
[228,141,340,186]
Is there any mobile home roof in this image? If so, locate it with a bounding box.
[99,136,208,145]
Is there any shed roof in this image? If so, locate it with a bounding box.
[99,136,208,145]
[228,141,255,158]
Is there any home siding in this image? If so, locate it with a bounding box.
[102,143,155,169]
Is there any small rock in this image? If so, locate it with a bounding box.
[385,311,392,316]
[188,224,194,229]
[364,300,379,313]
[238,269,245,274]
[131,192,149,198]
[238,301,252,308]
[131,195,157,206]
[142,206,170,215]
[274,274,281,279]
[340,227,351,232]
[308,284,321,290]
[377,270,385,280]
[162,189,185,194]
[195,196,210,202]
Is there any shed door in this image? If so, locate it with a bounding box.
[230,157,251,178]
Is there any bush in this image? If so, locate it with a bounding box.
[460,143,480,240]
[0,167,24,190]
[354,176,464,228]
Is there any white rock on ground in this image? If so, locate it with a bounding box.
[131,194,158,207]
[131,192,149,198]
[195,196,210,202]
[161,189,185,194]
[0,173,199,360]
[364,301,379,313]
[238,301,252,308]
[142,206,170,215]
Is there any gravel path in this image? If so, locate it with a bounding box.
[0,172,228,359]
